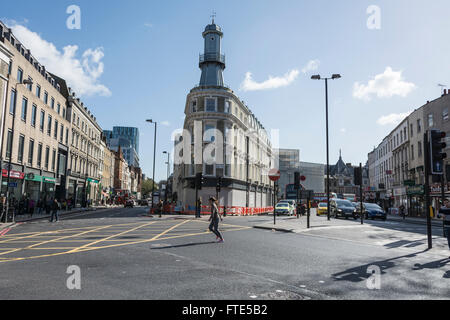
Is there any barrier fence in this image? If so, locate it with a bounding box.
[149,205,274,216]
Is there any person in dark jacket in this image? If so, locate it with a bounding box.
[208,197,224,243]
[50,198,60,223]
[438,198,450,255]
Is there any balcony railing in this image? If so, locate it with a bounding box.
[199,53,225,64]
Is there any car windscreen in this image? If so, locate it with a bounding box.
[276,204,288,208]
[335,200,353,207]
[365,203,382,210]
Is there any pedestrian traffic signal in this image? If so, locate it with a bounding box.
[195,173,204,190]
[294,172,300,190]
[430,130,447,175]
[354,167,362,186]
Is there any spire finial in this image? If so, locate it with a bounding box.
[339,149,342,158]
[211,11,216,24]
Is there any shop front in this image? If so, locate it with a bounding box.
[24,173,42,202]
[42,176,56,201]
[1,168,25,201]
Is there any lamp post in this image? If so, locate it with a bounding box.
[311,74,341,221]
[146,120,157,211]
[163,151,170,202]
[2,79,33,223]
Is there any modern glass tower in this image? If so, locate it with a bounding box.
[104,127,140,167]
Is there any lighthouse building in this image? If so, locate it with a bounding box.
[173,20,274,211]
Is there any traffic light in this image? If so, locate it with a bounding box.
[216,176,222,193]
[294,172,300,190]
[354,167,362,186]
[195,173,204,190]
[430,130,447,175]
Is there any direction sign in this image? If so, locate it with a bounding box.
[268,169,280,182]
[8,182,18,188]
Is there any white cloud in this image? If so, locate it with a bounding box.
[302,59,320,74]
[144,23,153,28]
[353,67,416,101]
[377,112,412,126]
[7,22,111,97]
[161,121,170,126]
[240,69,299,91]
[340,128,347,133]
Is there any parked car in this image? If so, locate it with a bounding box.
[330,199,358,220]
[274,202,294,216]
[316,202,328,216]
[124,200,135,208]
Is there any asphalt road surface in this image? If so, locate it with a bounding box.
[0,207,449,300]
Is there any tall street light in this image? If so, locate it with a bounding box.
[3,79,33,223]
[163,151,170,203]
[311,74,341,221]
[146,120,157,211]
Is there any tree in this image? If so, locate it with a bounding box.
[141,179,158,198]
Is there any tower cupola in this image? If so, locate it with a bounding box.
[199,17,226,87]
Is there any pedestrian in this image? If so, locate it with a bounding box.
[196,197,202,218]
[399,204,406,220]
[437,198,450,256]
[157,200,163,218]
[29,198,35,218]
[50,198,60,223]
[208,197,224,243]
[300,204,306,217]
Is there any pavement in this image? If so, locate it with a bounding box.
[1,206,449,300]
[254,210,446,233]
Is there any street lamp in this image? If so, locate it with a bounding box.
[2,79,33,223]
[311,74,342,221]
[146,119,157,212]
[163,151,170,202]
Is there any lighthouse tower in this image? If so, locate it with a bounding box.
[199,16,226,87]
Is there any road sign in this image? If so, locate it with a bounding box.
[300,176,306,181]
[404,180,415,187]
[268,169,280,182]
[8,182,17,188]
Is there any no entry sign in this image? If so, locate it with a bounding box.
[268,169,280,182]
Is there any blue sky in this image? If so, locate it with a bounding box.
[3,0,450,181]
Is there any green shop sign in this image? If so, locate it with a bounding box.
[25,173,42,182]
[87,178,99,184]
[403,180,416,187]
[407,185,424,196]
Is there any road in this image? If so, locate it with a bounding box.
[0,206,449,300]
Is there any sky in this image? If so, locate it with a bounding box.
[2,0,450,181]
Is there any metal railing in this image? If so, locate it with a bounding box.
[199,53,225,64]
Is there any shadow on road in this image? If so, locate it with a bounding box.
[332,249,430,283]
[151,241,217,250]
[412,258,450,270]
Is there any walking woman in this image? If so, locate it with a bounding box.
[208,197,224,243]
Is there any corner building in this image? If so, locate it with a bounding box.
[173,20,274,210]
